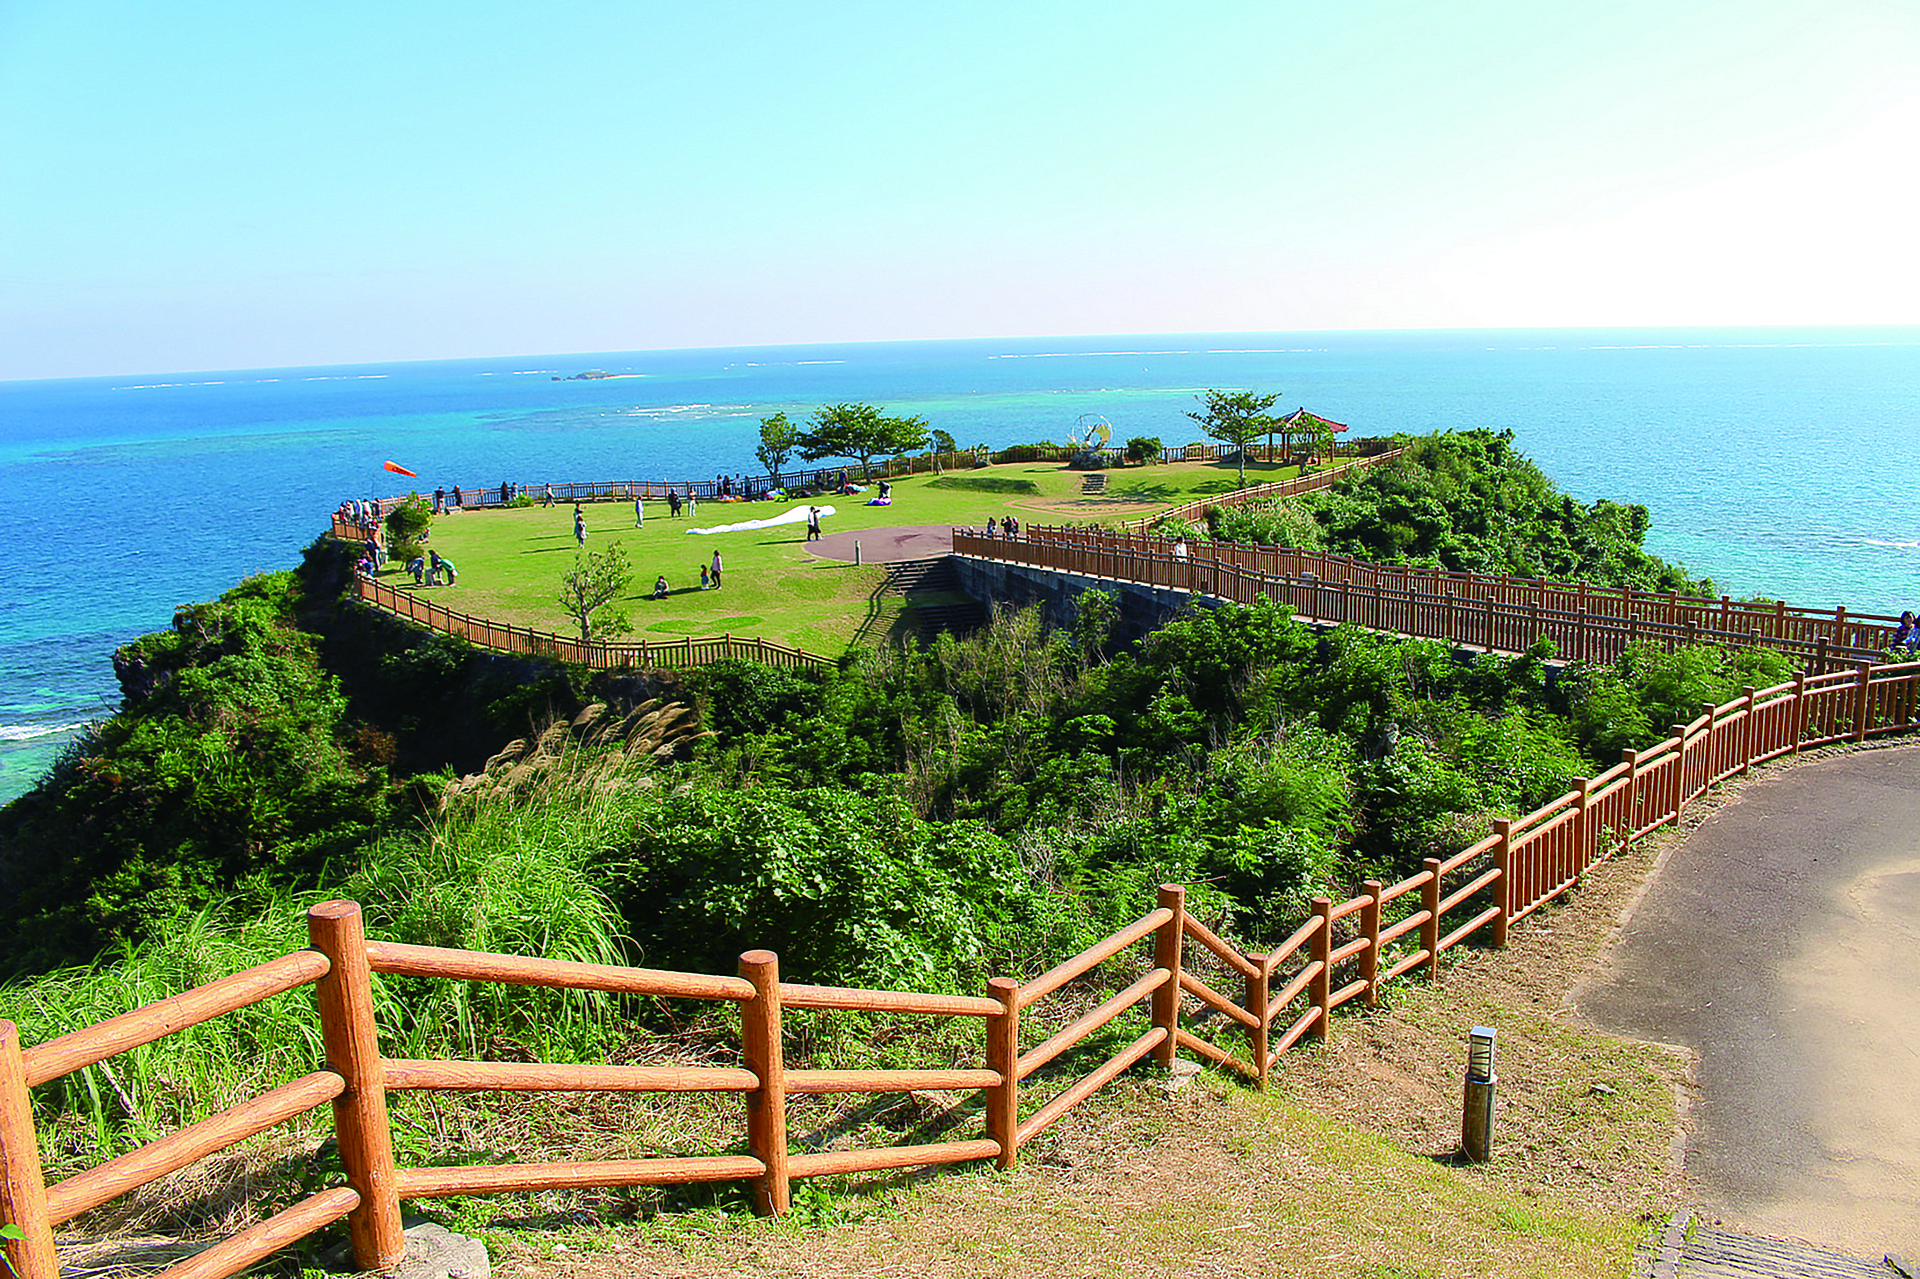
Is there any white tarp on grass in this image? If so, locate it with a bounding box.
[685,503,836,535]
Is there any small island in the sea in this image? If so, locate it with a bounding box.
[552,369,644,381]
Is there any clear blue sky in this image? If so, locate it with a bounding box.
[3,0,1915,379]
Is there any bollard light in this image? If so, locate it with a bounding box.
[1462,1025,1497,1163]
[854,539,862,566]
[1468,1026,1496,1080]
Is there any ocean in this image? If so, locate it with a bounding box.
[2,327,1916,802]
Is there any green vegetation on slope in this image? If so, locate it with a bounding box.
[1197,428,1713,594]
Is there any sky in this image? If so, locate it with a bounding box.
[2,0,1917,380]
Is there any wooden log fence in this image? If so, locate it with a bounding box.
[349,576,831,673]
[954,526,1896,669]
[9,655,1919,1277]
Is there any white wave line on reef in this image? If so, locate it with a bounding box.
[0,720,90,743]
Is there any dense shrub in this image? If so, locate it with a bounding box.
[597,784,1071,989]
[0,574,398,974]
[1282,429,1712,594]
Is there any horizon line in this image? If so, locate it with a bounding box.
[8,321,1920,387]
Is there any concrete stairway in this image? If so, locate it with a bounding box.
[882,558,988,642]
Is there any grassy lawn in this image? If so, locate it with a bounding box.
[382,458,1302,654]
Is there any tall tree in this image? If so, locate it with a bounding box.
[1187,389,1281,488]
[756,412,801,487]
[800,403,932,479]
[557,543,635,641]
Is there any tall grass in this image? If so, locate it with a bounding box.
[4,716,686,1164]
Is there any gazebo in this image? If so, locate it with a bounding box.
[1274,408,1348,465]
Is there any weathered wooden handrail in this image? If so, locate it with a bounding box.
[20,950,331,1087]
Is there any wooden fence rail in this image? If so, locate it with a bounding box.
[349,576,832,673]
[8,657,1918,1277]
[954,528,1895,668]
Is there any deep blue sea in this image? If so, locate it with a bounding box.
[2,327,1916,802]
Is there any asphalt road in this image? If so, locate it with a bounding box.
[1574,744,1920,1257]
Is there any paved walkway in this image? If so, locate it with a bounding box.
[806,524,954,564]
[1576,744,1920,1260]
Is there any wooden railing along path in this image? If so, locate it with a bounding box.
[350,576,830,673]
[7,655,1919,1278]
[957,526,1896,669]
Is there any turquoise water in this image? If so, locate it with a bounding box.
[1,327,1915,801]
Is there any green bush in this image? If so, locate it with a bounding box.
[383,494,433,560]
[597,784,1070,990]
[1125,436,1162,464]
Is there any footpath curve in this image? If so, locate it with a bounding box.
[1575,743,1920,1260]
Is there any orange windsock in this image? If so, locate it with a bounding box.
[383,460,419,477]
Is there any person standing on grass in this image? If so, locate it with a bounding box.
[635,495,644,527]
[574,505,587,547]
[710,549,723,588]
[806,506,821,541]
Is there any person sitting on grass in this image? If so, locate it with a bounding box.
[653,574,669,600]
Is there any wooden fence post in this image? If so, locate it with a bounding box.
[1792,670,1809,753]
[1740,687,1758,772]
[1670,724,1690,822]
[739,950,790,1217]
[1245,955,1270,1087]
[1,1021,57,1279]
[307,902,405,1274]
[985,977,1019,1170]
[1491,820,1513,948]
[1420,859,1443,981]
[1621,747,1642,839]
[1573,777,1593,878]
[1854,662,1873,742]
[1361,880,1383,1009]
[1309,896,1333,1042]
[1151,884,1185,1068]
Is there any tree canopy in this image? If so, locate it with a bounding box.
[557,542,635,641]
[755,412,801,486]
[800,403,931,479]
[1187,389,1281,487]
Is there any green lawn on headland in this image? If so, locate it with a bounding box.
[386,458,1303,655]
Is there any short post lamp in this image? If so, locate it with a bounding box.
[854,539,862,566]
[1463,1025,1497,1163]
